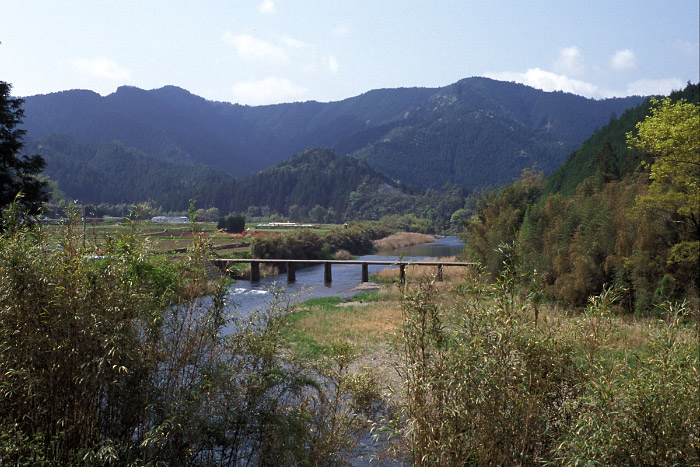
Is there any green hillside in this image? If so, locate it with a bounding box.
[462,82,699,314]
[21,78,645,193]
[546,83,699,195]
[31,137,464,225]
[27,134,237,212]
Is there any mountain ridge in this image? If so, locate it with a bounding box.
[20,77,647,201]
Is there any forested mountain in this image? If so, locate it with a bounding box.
[26,134,236,212]
[462,82,699,314]
[223,147,467,226]
[545,83,699,195]
[225,147,392,216]
[30,137,453,223]
[21,77,646,197]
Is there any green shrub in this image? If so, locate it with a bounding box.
[217,213,246,233]
[555,303,699,465]
[385,269,699,465]
[385,276,583,465]
[0,202,381,465]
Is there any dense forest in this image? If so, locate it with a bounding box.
[31,139,470,230]
[21,78,645,199]
[462,82,699,314]
[30,134,235,211]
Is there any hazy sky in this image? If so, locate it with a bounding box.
[1,1,698,105]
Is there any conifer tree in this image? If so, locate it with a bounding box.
[0,81,47,214]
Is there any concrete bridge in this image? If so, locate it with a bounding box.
[212,258,476,283]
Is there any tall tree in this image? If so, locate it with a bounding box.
[0,81,47,214]
[628,98,700,287]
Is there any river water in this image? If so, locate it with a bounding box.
[224,236,466,315]
[222,236,464,465]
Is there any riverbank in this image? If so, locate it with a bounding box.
[281,269,699,465]
[372,232,436,251]
[220,231,445,280]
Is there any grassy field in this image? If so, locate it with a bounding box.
[41,218,343,256]
[282,290,400,358]
[279,267,699,464]
[283,267,698,362]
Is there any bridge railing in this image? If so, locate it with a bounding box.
[211,258,477,283]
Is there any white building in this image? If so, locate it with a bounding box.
[151,216,189,224]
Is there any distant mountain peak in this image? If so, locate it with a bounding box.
[21,77,647,196]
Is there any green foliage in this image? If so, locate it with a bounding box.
[0,81,47,215]
[465,83,700,313]
[546,83,699,196]
[386,276,583,465]
[461,166,544,275]
[252,228,324,260]
[555,303,699,465]
[0,201,381,465]
[386,273,699,465]
[324,222,390,255]
[629,97,700,289]
[217,213,246,233]
[251,222,391,261]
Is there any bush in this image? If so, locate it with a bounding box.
[218,213,246,233]
[251,222,390,260]
[555,303,699,465]
[0,202,381,465]
[386,277,582,465]
[385,274,699,465]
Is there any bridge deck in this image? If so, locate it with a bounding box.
[211,258,476,283]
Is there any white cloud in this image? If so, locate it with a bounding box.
[486,68,600,98]
[554,46,584,76]
[222,32,288,63]
[71,57,132,81]
[327,55,339,73]
[259,0,275,14]
[232,77,307,105]
[281,37,309,49]
[610,49,637,71]
[626,78,685,96]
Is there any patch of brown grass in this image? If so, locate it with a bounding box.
[293,301,402,349]
[334,249,352,260]
[374,256,474,285]
[373,232,436,251]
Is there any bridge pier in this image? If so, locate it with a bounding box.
[212,258,475,284]
[287,261,295,282]
[324,262,332,283]
[250,261,260,282]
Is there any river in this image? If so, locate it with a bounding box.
[224,236,466,316]
[220,236,463,465]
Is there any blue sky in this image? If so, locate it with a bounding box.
[1,1,698,105]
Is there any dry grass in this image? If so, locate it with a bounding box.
[286,261,699,372]
[374,256,474,285]
[334,249,352,260]
[292,300,402,349]
[373,232,436,251]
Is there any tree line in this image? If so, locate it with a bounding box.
[462,83,699,314]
